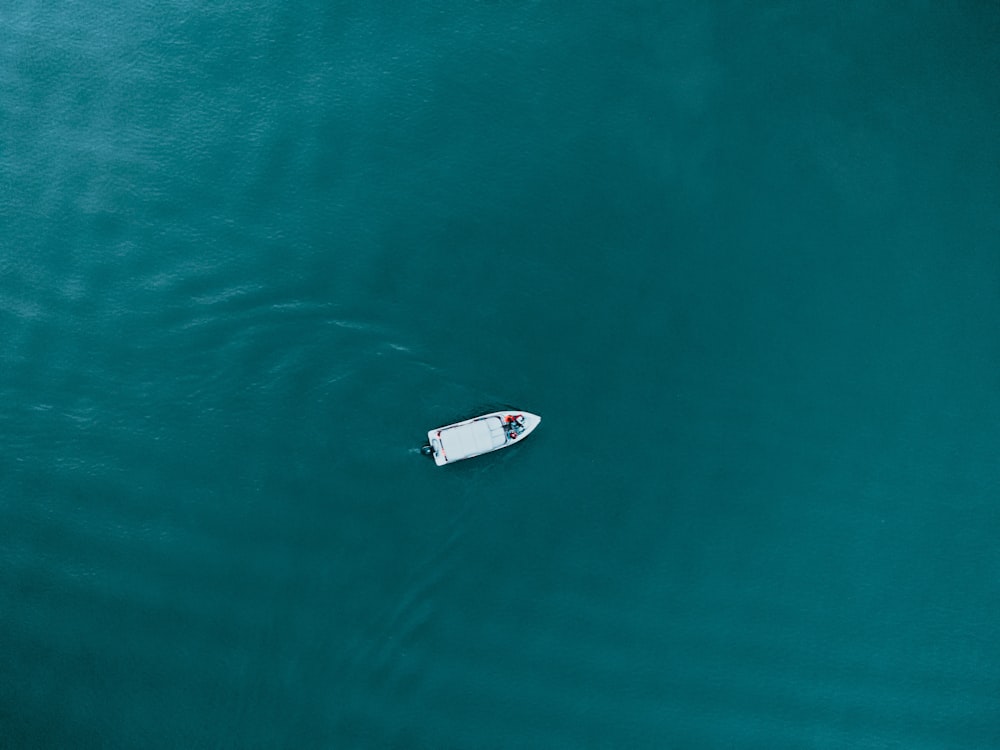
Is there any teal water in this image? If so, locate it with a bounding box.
[3,3,1000,747]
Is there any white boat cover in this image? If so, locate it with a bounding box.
[440,417,507,461]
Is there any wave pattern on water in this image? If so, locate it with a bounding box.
[4,1,1000,748]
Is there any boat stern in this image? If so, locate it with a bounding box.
[426,429,448,466]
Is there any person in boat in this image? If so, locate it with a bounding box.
[505,414,525,435]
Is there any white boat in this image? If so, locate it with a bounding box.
[422,410,541,466]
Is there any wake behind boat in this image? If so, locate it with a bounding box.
[421,410,541,466]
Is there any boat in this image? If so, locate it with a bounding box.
[421,410,541,466]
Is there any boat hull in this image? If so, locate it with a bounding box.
[426,410,541,466]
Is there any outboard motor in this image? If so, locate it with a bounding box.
[420,445,434,457]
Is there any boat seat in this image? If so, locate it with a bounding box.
[441,417,508,460]
[487,418,508,448]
